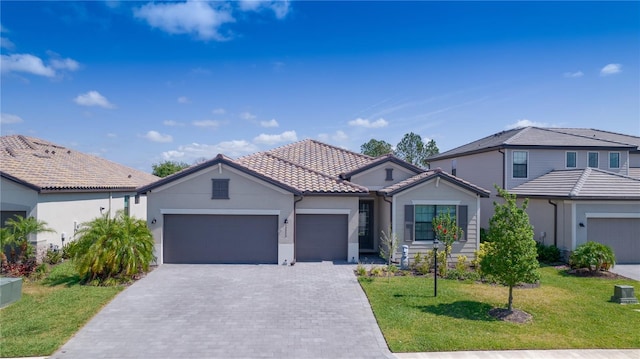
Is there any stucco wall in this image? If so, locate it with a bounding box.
[146,164,295,264]
[350,163,417,189]
[1,177,38,216]
[391,178,481,261]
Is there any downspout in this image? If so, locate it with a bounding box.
[548,200,558,247]
[498,149,506,189]
[292,195,304,264]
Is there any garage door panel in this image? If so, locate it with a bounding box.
[587,218,640,264]
[296,214,347,262]
[163,214,278,264]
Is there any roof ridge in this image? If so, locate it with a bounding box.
[570,167,591,197]
[262,152,369,192]
[546,128,637,147]
[502,127,532,144]
[588,167,640,181]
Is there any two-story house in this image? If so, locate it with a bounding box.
[427,127,640,263]
[139,139,490,265]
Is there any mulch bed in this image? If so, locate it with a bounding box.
[557,265,626,279]
[489,308,533,324]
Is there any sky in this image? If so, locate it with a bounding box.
[1,1,639,173]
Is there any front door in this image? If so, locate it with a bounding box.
[358,201,374,251]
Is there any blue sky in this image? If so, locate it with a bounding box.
[1,1,639,172]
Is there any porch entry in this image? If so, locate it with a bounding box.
[358,200,374,251]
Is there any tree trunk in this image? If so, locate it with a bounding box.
[508,285,514,312]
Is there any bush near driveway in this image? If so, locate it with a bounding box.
[0,261,122,357]
[359,266,640,352]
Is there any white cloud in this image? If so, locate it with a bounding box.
[0,54,55,77]
[240,111,256,120]
[73,91,115,109]
[505,119,549,130]
[600,63,622,76]
[239,0,290,19]
[253,130,297,145]
[163,120,184,126]
[212,108,226,115]
[162,140,258,161]
[193,119,221,128]
[0,113,23,124]
[318,130,348,143]
[260,119,279,128]
[177,96,190,104]
[50,57,80,71]
[0,37,15,50]
[106,133,117,138]
[563,71,583,78]
[348,117,389,128]
[134,1,235,41]
[143,130,173,143]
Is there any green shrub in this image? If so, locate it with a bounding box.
[536,242,562,263]
[411,252,431,275]
[570,241,615,272]
[44,248,63,265]
[370,266,385,277]
[355,263,367,276]
[67,211,155,285]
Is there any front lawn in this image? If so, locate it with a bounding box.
[359,266,640,352]
[0,261,123,357]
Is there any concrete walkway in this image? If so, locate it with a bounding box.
[50,263,393,359]
[610,265,640,281]
[395,349,640,358]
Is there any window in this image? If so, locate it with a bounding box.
[134,194,140,204]
[124,195,130,216]
[451,159,457,176]
[414,205,456,241]
[609,152,620,169]
[566,152,577,168]
[588,152,599,168]
[385,168,393,181]
[211,179,230,199]
[512,151,528,178]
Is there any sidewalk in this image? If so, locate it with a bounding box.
[395,349,640,359]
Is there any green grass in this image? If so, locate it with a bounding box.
[0,261,123,357]
[359,266,640,352]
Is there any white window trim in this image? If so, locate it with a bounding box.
[587,151,599,168]
[565,151,577,169]
[586,212,640,219]
[608,151,621,169]
[295,209,351,215]
[512,150,529,179]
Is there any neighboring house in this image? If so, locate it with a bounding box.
[427,127,640,263]
[0,135,159,254]
[139,139,489,265]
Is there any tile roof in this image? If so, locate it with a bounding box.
[378,168,490,197]
[1,135,159,192]
[427,127,637,161]
[509,168,640,200]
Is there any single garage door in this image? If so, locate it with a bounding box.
[587,218,640,264]
[163,214,278,264]
[296,214,348,262]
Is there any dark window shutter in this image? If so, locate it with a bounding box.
[404,205,414,242]
[457,205,468,241]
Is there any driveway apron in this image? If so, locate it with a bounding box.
[51,263,393,359]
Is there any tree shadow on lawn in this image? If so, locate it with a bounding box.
[42,272,82,287]
[414,300,497,321]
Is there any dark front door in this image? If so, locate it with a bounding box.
[358,201,374,251]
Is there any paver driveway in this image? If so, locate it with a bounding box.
[51,262,393,359]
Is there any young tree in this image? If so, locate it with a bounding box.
[480,187,540,312]
[360,139,393,157]
[380,228,399,282]
[432,212,463,273]
[152,160,190,177]
[395,132,425,166]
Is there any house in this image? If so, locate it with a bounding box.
[427,127,640,263]
[0,135,159,254]
[139,139,489,265]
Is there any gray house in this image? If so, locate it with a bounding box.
[427,127,640,263]
[139,139,489,265]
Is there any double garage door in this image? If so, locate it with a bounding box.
[163,214,348,264]
[587,218,640,264]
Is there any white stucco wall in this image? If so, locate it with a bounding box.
[1,177,38,216]
[145,163,295,265]
[350,163,417,190]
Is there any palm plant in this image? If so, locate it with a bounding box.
[68,210,155,284]
[3,216,54,263]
